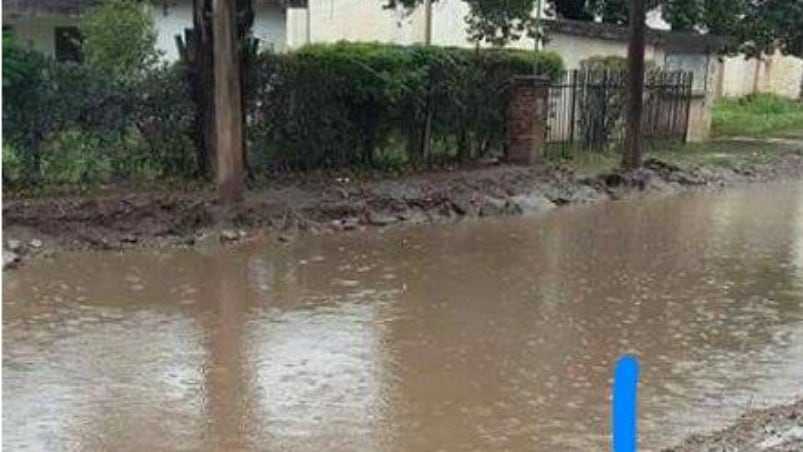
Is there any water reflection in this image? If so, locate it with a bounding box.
[4,181,803,451]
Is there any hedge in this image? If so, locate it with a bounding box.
[2,48,195,188]
[252,43,564,171]
[2,42,563,188]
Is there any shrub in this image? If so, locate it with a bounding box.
[2,29,39,88]
[130,64,198,177]
[2,52,196,188]
[250,42,563,171]
[81,0,159,81]
[3,41,563,189]
[2,143,25,188]
[39,131,113,186]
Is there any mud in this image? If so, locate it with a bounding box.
[5,153,803,266]
[666,399,803,451]
[5,180,803,450]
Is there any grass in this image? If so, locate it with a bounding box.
[713,94,803,137]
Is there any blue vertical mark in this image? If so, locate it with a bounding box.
[612,355,640,452]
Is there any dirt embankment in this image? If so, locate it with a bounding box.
[4,153,803,268]
[665,399,803,452]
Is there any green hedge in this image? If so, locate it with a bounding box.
[252,43,563,171]
[3,42,563,188]
[2,48,195,188]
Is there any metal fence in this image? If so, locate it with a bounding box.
[546,69,694,153]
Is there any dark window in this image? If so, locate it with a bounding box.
[55,26,82,63]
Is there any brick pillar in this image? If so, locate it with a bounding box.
[506,76,549,165]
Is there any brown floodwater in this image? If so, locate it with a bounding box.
[4,182,803,451]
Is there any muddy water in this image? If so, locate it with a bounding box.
[4,182,803,451]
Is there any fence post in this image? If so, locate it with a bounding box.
[568,70,577,145]
[506,75,549,165]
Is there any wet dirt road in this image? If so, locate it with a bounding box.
[4,181,803,451]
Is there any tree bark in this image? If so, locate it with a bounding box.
[622,0,646,170]
[213,0,244,203]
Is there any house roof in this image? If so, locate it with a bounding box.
[2,0,307,18]
[544,19,732,53]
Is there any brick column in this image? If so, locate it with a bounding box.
[506,76,549,165]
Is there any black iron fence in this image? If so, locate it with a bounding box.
[547,69,693,153]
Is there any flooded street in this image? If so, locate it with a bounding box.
[4,182,803,451]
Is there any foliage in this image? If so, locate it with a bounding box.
[81,0,159,81]
[2,29,39,88]
[39,131,113,185]
[3,41,561,189]
[2,143,25,188]
[2,49,196,188]
[385,0,542,46]
[740,0,803,57]
[250,42,563,171]
[462,0,542,46]
[556,0,799,57]
[713,94,803,136]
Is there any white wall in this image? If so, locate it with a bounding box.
[154,1,287,60]
[3,15,79,57]
[151,1,192,61]
[287,0,666,73]
[288,0,540,50]
[720,56,759,98]
[3,1,288,62]
[300,0,424,46]
[546,33,663,71]
[764,52,803,99]
[286,7,309,49]
[253,2,287,52]
[720,52,803,99]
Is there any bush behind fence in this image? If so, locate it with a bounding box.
[2,42,563,188]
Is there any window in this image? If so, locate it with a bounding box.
[55,26,82,63]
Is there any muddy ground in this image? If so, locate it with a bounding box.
[3,151,803,449]
[665,399,803,451]
[5,152,803,268]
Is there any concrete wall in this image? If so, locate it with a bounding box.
[719,52,803,99]
[685,56,718,142]
[3,14,79,57]
[254,3,288,52]
[719,56,758,98]
[152,2,192,61]
[286,0,541,50]
[763,52,803,99]
[547,33,665,71]
[3,0,288,61]
[295,0,425,47]
[147,1,288,59]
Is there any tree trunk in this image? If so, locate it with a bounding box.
[213,0,244,203]
[188,0,216,178]
[237,0,255,181]
[622,0,646,170]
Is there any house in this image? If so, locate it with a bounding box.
[3,0,736,142]
[2,0,299,61]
